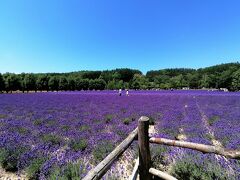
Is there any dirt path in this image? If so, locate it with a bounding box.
[0,167,27,180]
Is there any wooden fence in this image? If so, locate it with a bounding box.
[83,116,240,180]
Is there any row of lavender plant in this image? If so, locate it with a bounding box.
[152,92,239,179]
[0,90,239,179]
[196,94,240,177]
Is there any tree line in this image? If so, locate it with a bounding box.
[0,63,240,93]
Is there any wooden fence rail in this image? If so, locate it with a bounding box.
[149,137,240,160]
[83,116,240,180]
[82,128,138,180]
[129,157,139,180]
[149,168,177,180]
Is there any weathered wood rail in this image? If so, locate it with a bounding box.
[83,128,138,180]
[83,116,240,180]
[149,137,240,159]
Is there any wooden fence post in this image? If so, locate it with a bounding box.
[138,116,151,180]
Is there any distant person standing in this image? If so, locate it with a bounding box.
[126,89,129,96]
[119,89,122,96]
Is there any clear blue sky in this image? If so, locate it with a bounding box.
[0,0,240,74]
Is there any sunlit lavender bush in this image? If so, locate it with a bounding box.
[0,90,239,179]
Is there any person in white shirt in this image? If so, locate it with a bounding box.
[119,89,122,96]
[126,89,129,96]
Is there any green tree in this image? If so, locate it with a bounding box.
[131,81,140,89]
[153,75,171,89]
[89,79,106,90]
[116,68,142,82]
[4,73,21,93]
[169,74,186,89]
[208,74,217,88]
[231,69,240,91]
[96,79,106,90]
[116,80,124,89]
[124,82,129,89]
[48,76,59,91]
[75,78,89,90]
[23,74,36,92]
[1,62,240,92]
[112,72,121,81]
[130,74,149,90]
[218,70,234,89]
[99,71,114,83]
[36,75,49,92]
[19,73,26,92]
[107,80,116,90]
[59,76,68,91]
[82,71,101,79]
[67,77,76,91]
[187,73,199,89]
[199,74,210,88]
[0,73,5,92]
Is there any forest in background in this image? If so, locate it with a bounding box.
[0,62,240,92]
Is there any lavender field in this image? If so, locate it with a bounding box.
[0,90,240,179]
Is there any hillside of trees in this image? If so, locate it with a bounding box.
[0,63,240,93]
